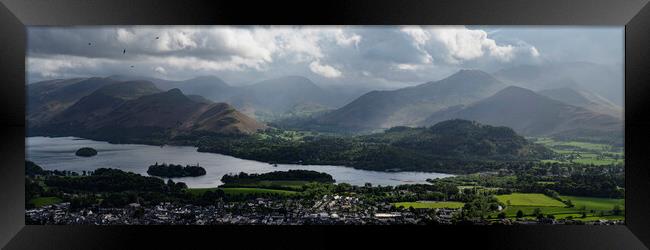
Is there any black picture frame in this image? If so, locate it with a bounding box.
[1,0,649,249]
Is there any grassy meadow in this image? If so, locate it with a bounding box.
[392,201,465,209]
[535,138,624,165]
[494,193,624,221]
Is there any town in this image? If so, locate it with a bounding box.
[26,194,622,226]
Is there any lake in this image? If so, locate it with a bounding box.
[26,136,453,188]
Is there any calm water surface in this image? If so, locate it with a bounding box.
[26,136,453,188]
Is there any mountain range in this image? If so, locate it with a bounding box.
[28,67,624,144]
[316,70,506,130]
[537,87,622,119]
[27,77,119,126]
[422,86,622,143]
[493,62,624,106]
[310,69,622,144]
[28,79,266,142]
[107,75,358,121]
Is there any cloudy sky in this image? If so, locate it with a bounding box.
[27,26,623,89]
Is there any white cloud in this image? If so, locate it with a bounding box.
[530,46,540,57]
[333,29,362,48]
[153,66,167,74]
[309,61,342,78]
[401,26,537,64]
[393,63,423,71]
[27,55,108,80]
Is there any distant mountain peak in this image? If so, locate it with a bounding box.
[255,75,319,88]
[165,88,184,95]
[445,69,498,82]
[276,75,313,82]
[92,80,161,100]
[423,85,622,143]
[189,75,225,81]
[495,85,538,95]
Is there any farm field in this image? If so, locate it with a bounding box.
[222,187,298,196]
[560,195,624,210]
[494,193,624,221]
[29,196,62,208]
[187,187,298,197]
[534,138,624,165]
[496,193,565,207]
[392,201,465,209]
[221,180,309,190]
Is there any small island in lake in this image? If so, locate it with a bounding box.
[75,147,97,157]
[147,163,207,177]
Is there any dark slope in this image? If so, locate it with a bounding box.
[32,85,267,141]
[27,77,119,126]
[45,80,163,127]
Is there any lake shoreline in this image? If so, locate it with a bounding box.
[27,134,463,175]
[26,136,454,188]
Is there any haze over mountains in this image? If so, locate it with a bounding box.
[106,74,360,121]
[28,64,624,144]
[537,87,622,119]
[299,68,623,144]
[422,86,622,143]
[317,70,506,130]
[493,62,624,106]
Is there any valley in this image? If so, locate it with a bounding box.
[26,68,625,226]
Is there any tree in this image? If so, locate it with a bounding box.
[564,199,574,208]
[533,208,542,217]
[516,210,524,218]
[497,212,506,219]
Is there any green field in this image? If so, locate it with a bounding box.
[496,193,565,207]
[29,197,62,208]
[494,193,624,221]
[187,187,298,197]
[392,201,465,209]
[535,138,624,165]
[221,180,309,190]
[222,187,298,196]
[560,195,624,210]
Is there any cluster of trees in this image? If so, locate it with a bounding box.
[147,163,206,177]
[221,170,335,184]
[363,120,554,160]
[26,160,86,177]
[75,147,97,157]
[26,162,193,209]
[429,161,624,199]
[191,120,554,174]
[45,168,171,193]
[455,191,503,221]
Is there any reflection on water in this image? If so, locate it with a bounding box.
[26,136,453,188]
